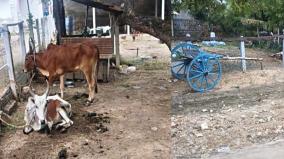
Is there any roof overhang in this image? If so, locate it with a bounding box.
[70,0,123,15]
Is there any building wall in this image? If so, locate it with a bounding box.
[0,0,46,24]
[18,0,44,21]
[0,0,12,21]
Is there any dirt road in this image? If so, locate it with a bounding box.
[171,45,284,159]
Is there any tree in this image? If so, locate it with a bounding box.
[118,0,171,48]
[172,0,284,36]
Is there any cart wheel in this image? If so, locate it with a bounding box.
[171,60,187,80]
[186,54,222,92]
[171,42,200,60]
[171,42,200,79]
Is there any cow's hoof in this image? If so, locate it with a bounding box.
[23,126,33,135]
[55,124,64,130]
[85,100,93,106]
[60,128,68,133]
[45,126,51,134]
[85,98,98,106]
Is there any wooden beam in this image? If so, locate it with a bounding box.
[92,8,96,32]
[115,18,120,67]
[111,14,120,67]
[59,0,66,37]
[222,57,263,61]
[71,0,123,14]
[53,0,66,44]
[110,13,115,54]
[155,0,158,17]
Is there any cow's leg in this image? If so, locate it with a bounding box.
[46,122,53,134]
[57,108,73,126]
[83,68,95,103]
[55,120,67,129]
[60,75,64,98]
[23,126,33,135]
[56,108,73,132]
[94,59,99,93]
[48,75,55,95]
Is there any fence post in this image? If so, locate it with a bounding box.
[240,36,247,72]
[2,25,17,98]
[41,18,46,48]
[35,19,41,50]
[18,21,26,61]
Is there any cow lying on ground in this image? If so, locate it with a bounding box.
[24,41,99,104]
[23,81,73,134]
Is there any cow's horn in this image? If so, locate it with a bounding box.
[28,87,35,97]
[44,79,50,97]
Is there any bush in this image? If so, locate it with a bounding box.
[249,40,282,53]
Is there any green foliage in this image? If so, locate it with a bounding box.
[172,0,284,36]
[250,41,282,53]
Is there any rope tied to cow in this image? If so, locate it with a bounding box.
[0,73,36,129]
[0,111,25,129]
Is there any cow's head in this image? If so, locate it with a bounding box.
[23,53,35,73]
[23,80,50,134]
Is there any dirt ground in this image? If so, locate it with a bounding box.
[171,45,284,159]
[0,35,172,159]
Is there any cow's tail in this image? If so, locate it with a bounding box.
[95,47,99,93]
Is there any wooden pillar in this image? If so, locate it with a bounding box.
[83,5,89,35]
[155,0,158,17]
[35,19,41,50]
[110,14,114,53]
[161,0,165,20]
[18,21,26,61]
[110,14,120,67]
[41,18,46,48]
[2,25,17,98]
[92,8,96,33]
[240,36,246,72]
[53,0,66,44]
[114,16,120,67]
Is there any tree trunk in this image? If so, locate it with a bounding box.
[118,14,171,49]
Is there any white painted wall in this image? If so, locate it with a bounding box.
[18,0,44,21]
[0,0,12,19]
[0,0,45,24]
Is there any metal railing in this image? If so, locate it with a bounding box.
[0,21,27,98]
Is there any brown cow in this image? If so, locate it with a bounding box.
[24,42,99,104]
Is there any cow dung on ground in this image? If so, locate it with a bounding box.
[84,112,110,133]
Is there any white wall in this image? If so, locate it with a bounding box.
[0,0,12,19]
[18,0,44,21]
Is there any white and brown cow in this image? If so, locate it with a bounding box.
[23,81,73,134]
